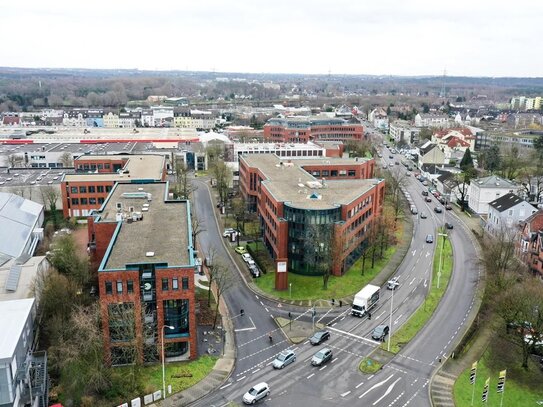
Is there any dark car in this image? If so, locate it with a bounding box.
[445,204,453,210]
[445,222,454,230]
[425,197,432,202]
[309,330,330,345]
[439,197,446,204]
[371,325,390,341]
[389,155,394,159]
[434,207,443,213]
[422,191,429,196]
[420,212,427,219]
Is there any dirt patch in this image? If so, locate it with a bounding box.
[71,226,89,257]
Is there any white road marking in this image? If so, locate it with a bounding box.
[341,391,351,397]
[359,374,395,399]
[234,327,257,332]
[409,277,416,285]
[372,377,401,405]
[376,311,386,320]
[236,376,246,382]
[319,365,327,371]
[423,279,427,288]
[252,368,261,374]
[307,373,315,379]
[412,249,416,256]
[426,251,430,257]
[265,307,269,312]
[220,382,232,390]
[303,340,309,345]
[394,314,403,325]
[356,381,365,389]
[328,326,380,345]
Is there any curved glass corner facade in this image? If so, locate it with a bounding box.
[284,205,341,276]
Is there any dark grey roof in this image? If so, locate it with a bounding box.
[488,193,525,212]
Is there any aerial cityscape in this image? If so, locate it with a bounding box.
[0,2,543,407]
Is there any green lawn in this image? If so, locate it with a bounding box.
[384,233,453,353]
[359,357,383,374]
[453,337,543,406]
[253,245,397,301]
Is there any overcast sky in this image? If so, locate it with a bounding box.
[2,0,541,77]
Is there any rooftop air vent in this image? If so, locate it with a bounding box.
[145,251,155,257]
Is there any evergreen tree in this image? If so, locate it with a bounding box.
[460,148,474,171]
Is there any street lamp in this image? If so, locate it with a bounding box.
[437,232,448,288]
[162,325,175,399]
[387,285,394,352]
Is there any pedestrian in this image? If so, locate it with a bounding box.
[339,300,343,307]
[268,332,273,344]
[368,312,372,320]
[331,298,335,305]
[240,309,244,316]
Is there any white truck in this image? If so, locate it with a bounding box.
[351,284,380,317]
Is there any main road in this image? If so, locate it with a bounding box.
[189,149,480,406]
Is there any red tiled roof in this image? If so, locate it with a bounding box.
[2,116,20,125]
[444,136,470,148]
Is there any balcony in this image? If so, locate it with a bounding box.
[18,351,49,407]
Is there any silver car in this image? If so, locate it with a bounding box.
[311,348,333,366]
[243,382,270,404]
[272,349,296,369]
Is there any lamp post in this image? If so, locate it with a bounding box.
[437,232,448,289]
[162,325,175,399]
[387,285,394,352]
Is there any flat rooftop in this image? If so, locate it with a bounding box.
[64,154,165,182]
[0,257,47,301]
[241,154,378,210]
[98,182,191,270]
[0,298,35,360]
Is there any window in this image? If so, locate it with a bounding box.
[116,280,123,294]
[98,197,105,204]
[79,186,87,193]
[348,170,356,176]
[71,198,79,205]
[127,280,134,293]
[172,278,179,290]
[71,186,78,194]
[80,198,88,205]
[105,281,112,295]
[106,185,112,192]
[162,278,169,291]
[182,277,189,290]
[88,186,96,193]
[105,164,111,169]
[97,185,104,193]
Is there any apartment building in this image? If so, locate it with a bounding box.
[468,175,519,215]
[61,154,166,217]
[389,121,420,145]
[263,116,364,143]
[88,182,197,365]
[518,210,543,278]
[239,154,384,290]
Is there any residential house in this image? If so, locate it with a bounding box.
[0,298,49,407]
[368,107,389,130]
[86,109,104,127]
[103,111,119,128]
[468,175,518,215]
[486,193,537,236]
[389,120,420,145]
[414,113,450,128]
[63,110,87,127]
[141,109,155,127]
[518,210,543,277]
[417,142,446,168]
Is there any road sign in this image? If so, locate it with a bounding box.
[497,370,506,393]
[470,361,477,384]
[482,377,489,403]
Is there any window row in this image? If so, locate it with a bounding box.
[162,277,190,291]
[105,279,135,295]
[70,185,112,194]
[77,163,111,171]
[72,197,105,205]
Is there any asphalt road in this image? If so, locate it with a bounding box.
[189,146,480,407]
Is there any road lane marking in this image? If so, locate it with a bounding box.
[341,391,351,397]
[328,326,380,345]
[252,368,261,374]
[234,327,257,332]
[423,279,427,288]
[220,382,232,390]
[356,381,365,389]
[409,277,416,285]
[412,249,416,256]
[236,376,246,382]
[372,377,401,405]
[394,314,403,325]
[376,311,386,320]
[359,374,394,399]
[317,307,334,323]
[307,373,315,379]
[319,365,327,371]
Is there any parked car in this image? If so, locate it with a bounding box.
[243,382,270,404]
[235,246,248,255]
[311,348,333,366]
[249,264,260,278]
[422,180,429,186]
[422,191,429,196]
[309,330,331,345]
[372,325,390,341]
[425,196,432,202]
[387,277,400,290]
[420,212,427,219]
[223,228,237,238]
[445,204,453,210]
[389,155,394,159]
[445,222,454,230]
[242,253,253,263]
[426,234,434,243]
[434,207,443,213]
[272,350,296,369]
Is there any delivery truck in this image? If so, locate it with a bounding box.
[351,284,380,317]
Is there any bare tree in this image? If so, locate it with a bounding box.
[500,144,525,180]
[384,167,409,220]
[174,159,196,199]
[210,161,232,204]
[498,280,543,369]
[191,214,205,248]
[210,260,235,329]
[8,154,23,168]
[231,195,248,233]
[59,151,74,168]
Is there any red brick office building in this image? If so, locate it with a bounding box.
[88,182,197,364]
[61,154,166,218]
[239,154,385,290]
[263,116,364,143]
